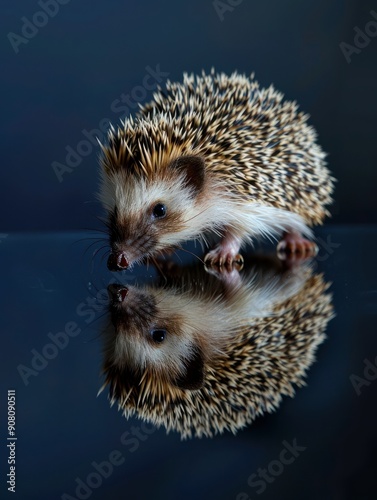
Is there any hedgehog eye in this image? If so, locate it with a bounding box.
[152,203,167,219]
[150,329,166,343]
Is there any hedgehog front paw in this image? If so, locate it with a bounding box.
[204,247,244,272]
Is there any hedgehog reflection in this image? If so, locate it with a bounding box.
[100,257,333,438]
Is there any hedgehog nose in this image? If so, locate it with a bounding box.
[107,252,129,271]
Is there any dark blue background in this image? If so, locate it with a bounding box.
[1,0,376,231]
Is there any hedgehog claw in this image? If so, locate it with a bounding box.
[204,250,244,272]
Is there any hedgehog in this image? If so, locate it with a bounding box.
[98,70,335,271]
[99,256,334,438]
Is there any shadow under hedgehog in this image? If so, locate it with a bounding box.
[98,71,335,271]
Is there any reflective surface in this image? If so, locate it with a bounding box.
[103,258,333,438]
[1,226,377,499]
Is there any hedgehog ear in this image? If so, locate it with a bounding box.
[170,156,206,193]
[174,349,204,391]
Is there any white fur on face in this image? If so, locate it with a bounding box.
[99,170,208,248]
[115,175,191,219]
[111,287,235,378]
[110,263,309,380]
[99,168,312,258]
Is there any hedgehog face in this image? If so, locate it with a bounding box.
[107,284,205,390]
[100,155,210,270]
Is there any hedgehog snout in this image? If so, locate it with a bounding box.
[107,252,130,271]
